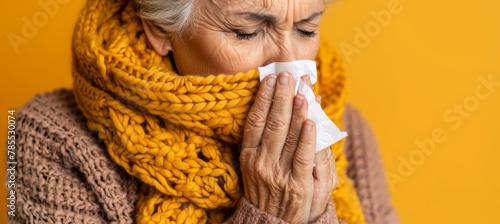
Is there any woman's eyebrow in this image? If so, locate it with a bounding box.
[236,12,277,23]
[295,11,323,24]
[235,11,324,24]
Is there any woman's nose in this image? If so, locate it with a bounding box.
[263,36,298,64]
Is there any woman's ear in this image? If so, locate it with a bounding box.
[142,19,173,56]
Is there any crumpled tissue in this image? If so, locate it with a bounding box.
[258,60,348,152]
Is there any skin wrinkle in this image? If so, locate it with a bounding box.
[255,158,269,211]
[280,94,307,169]
[149,0,324,76]
[283,178,310,222]
[267,163,283,214]
[261,75,294,152]
[25,0,387,223]
[141,0,335,222]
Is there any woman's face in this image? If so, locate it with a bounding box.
[146,0,325,76]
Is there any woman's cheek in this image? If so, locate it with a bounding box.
[210,42,241,73]
[212,42,263,74]
[300,36,321,60]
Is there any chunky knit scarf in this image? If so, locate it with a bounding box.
[71,0,366,223]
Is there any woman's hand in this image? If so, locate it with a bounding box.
[307,79,339,223]
[240,72,337,223]
[309,147,338,222]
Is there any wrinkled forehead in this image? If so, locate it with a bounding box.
[207,0,324,21]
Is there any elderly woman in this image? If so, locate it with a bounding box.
[11,0,398,223]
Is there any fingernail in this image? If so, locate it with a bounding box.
[303,75,310,85]
[304,120,313,132]
[295,96,304,108]
[266,76,276,88]
[279,72,289,85]
[316,95,322,104]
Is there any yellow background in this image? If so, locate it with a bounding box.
[1,0,499,223]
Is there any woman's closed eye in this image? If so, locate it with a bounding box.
[296,28,317,38]
[232,28,318,41]
[234,29,260,40]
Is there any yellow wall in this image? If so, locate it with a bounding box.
[1,0,499,223]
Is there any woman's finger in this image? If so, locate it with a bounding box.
[240,148,259,204]
[292,119,316,180]
[315,95,321,104]
[330,148,339,189]
[242,75,277,149]
[261,72,295,160]
[313,148,333,180]
[309,148,336,222]
[301,75,312,88]
[283,119,315,223]
[279,94,308,169]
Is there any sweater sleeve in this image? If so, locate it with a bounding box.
[343,105,400,224]
[8,90,139,224]
[224,197,340,224]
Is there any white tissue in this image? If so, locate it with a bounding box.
[258,60,348,152]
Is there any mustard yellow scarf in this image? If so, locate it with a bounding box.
[72,0,366,223]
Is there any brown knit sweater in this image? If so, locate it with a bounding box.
[9,89,398,223]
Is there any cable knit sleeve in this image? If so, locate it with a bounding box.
[224,197,339,224]
[343,105,400,224]
[9,90,139,223]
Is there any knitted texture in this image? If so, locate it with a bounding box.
[71,0,366,223]
[10,90,140,223]
[10,90,398,223]
[343,107,400,224]
[224,197,339,224]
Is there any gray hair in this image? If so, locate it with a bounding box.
[134,0,196,37]
[135,0,334,37]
